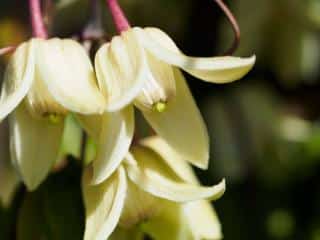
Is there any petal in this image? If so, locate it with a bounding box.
[120,180,161,228]
[35,38,106,114]
[140,136,197,183]
[0,41,35,121]
[76,114,102,143]
[125,147,225,202]
[0,121,19,208]
[141,201,191,240]
[141,136,223,239]
[183,200,223,240]
[82,166,127,240]
[77,107,134,184]
[142,68,209,169]
[134,52,176,111]
[95,29,147,112]
[9,104,64,191]
[135,27,255,83]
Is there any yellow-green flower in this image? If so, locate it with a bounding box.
[0,38,106,190]
[92,27,255,184]
[82,136,225,240]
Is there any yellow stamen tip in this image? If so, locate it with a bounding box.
[48,114,62,124]
[153,102,167,113]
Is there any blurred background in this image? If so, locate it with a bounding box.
[1,0,320,239]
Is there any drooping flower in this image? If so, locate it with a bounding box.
[82,136,226,240]
[0,38,106,190]
[90,0,256,184]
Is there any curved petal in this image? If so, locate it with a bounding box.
[140,136,223,239]
[35,38,106,114]
[183,200,223,240]
[142,68,209,169]
[0,41,35,121]
[82,166,127,240]
[135,27,255,83]
[78,107,134,184]
[140,136,196,183]
[125,147,225,202]
[9,104,64,191]
[95,29,147,112]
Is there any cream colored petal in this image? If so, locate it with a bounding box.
[35,38,105,114]
[135,27,255,83]
[0,121,19,208]
[82,166,127,240]
[0,41,35,121]
[142,201,192,240]
[9,104,64,191]
[140,136,223,239]
[142,68,209,169]
[141,136,223,239]
[125,147,225,202]
[78,107,134,184]
[76,114,102,142]
[120,180,161,228]
[183,200,223,240]
[140,136,196,182]
[134,52,176,111]
[95,29,147,112]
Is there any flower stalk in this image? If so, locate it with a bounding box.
[28,0,48,39]
[106,0,130,33]
[0,46,16,56]
[213,0,240,55]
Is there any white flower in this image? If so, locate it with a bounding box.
[82,136,225,240]
[0,38,106,190]
[92,27,255,184]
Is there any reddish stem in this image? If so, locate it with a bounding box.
[106,0,130,33]
[28,0,48,38]
[0,46,16,56]
[213,0,240,55]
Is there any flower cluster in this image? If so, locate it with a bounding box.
[0,0,255,239]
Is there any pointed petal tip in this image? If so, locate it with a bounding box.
[211,178,226,201]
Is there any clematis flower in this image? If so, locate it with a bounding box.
[82,136,226,240]
[91,0,256,184]
[0,38,106,191]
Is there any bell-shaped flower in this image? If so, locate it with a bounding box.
[82,136,225,240]
[94,27,255,183]
[0,38,106,191]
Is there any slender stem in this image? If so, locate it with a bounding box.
[28,0,48,38]
[0,46,16,56]
[213,0,240,55]
[106,0,130,33]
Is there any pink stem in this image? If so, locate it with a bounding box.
[106,0,130,33]
[0,46,16,55]
[28,0,48,38]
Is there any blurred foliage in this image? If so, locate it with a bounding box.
[1,0,320,239]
